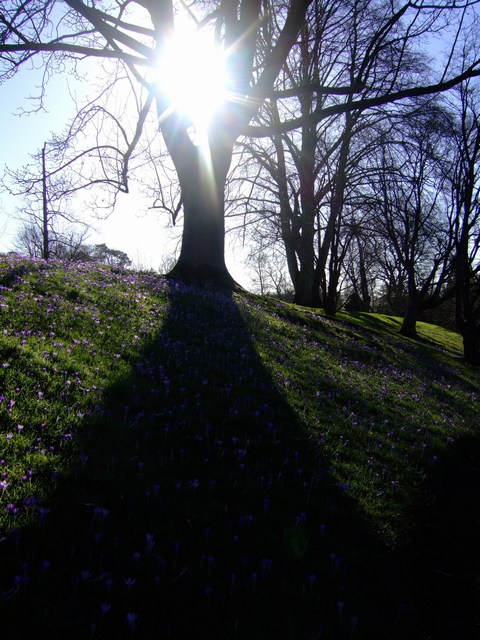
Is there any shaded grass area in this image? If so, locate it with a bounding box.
[0,255,479,639]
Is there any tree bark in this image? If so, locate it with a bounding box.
[293,262,321,307]
[463,321,480,366]
[169,167,235,287]
[164,117,238,288]
[400,295,420,338]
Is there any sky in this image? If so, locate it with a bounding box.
[0,63,251,286]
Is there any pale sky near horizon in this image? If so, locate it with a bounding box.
[0,63,250,285]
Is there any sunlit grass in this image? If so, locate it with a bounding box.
[1,255,479,639]
[247,300,477,544]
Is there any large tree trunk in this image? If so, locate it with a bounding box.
[463,320,480,366]
[400,295,420,338]
[163,117,237,288]
[170,161,234,287]
[293,265,321,307]
[292,227,321,307]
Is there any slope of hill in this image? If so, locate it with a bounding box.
[1,254,479,639]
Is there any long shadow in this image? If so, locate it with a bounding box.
[0,281,451,639]
[409,433,480,640]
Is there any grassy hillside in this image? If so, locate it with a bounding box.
[1,254,479,639]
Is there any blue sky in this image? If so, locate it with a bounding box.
[0,66,176,269]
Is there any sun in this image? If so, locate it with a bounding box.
[157,20,229,136]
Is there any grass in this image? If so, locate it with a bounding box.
[0,254,479,639]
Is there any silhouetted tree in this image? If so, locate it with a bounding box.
[15,221,90,260]
[2,139,92,260]
[446,77,480,363]
[1,0,479,287]
[89,243,132,268]
[369,105,456,337]
[230,0,479,303]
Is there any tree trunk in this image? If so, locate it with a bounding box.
[170,163,234,287]
[323,282,339,316]
[400,295,420,338]
[463,321,480,366]
[358,239,371,312]
[42,142,49,261]
[293,265,321,307]
[292,227,321,307]
[163,118,237,288]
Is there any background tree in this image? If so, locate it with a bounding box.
[243,228,292,297]
[87,243,132,268]
[2,139,92,260]
[446,76,480,363]
[14,220,91,260]
[1,0,479,288]
[341,214,380,313]
[230,0,480,305]
[366,103,456,337]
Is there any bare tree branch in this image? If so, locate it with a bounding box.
[245,64,480,136]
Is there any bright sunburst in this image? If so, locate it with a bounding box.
[157,20,229,137]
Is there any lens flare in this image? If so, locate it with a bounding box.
[158,23,229,134]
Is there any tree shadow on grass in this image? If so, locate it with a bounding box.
[0,282,451,639]
[409,433,480,640]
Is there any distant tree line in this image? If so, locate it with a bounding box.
[13,226,132,269]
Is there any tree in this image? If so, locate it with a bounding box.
[13,223,42,258]
[447,77,480,363]
[2,138,93,260]
[1,0,480,288]
[230,0,480,304]
[366,104,456,337]
[342,218,380,313]
[89,243,132,268]
[14,220,91,260]
[244,229,292,296]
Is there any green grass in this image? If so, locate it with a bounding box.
[0,254,479,639]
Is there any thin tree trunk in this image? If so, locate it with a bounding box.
[358,239,371,312]
[463,320,480,366]
[323,274,340,316]
[42,142,49,260]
